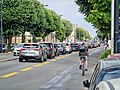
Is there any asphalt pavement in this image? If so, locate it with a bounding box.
[0,47,104,90]
[0,52,18,62]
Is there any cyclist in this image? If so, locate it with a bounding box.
[79,42,89,71]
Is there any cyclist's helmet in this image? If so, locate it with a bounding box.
[82,42,85,45]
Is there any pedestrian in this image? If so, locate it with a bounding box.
[104,42,108,51]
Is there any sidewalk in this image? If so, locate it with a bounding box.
[0,53,18,62]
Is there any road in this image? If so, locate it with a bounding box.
[0,47,103,90]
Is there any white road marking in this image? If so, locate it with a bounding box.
[40,63,77,89]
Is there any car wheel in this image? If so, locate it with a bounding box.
[49,55,53,59]
[19,58,23,62]
[13,53,16,56]
[58,53,59,56]
[25,59,28,62]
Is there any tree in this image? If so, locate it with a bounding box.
[76,27,91,41]
[56,19,73,42]
[75,0,111,39]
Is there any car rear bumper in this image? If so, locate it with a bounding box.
[19,55,41,60]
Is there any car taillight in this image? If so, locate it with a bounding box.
[68,46,71,48]
[47,47,51,50]
[20,48,26,51]
[34,48,40,51]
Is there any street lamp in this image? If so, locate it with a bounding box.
[111,0,119,54]
[45,5,48,7]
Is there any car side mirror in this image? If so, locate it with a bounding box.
[83,80,90,88]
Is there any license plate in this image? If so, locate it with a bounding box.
[25,52,35,56]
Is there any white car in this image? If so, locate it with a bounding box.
[13,43,24,56]
[95,78,120,90]
[19,43,47,62]
[63,43,72,53]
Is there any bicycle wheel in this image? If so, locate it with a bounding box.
[82,63,85,76]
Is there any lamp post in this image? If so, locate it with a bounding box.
[0,0,2,53]
[111,0,119,54]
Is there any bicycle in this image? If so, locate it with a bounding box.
[81,56,86,76]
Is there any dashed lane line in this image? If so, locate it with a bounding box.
[0,72,19,78]
[0,54,72,78]
[42,62,50,65]
[50,59,56,62]
[19,67,33,72]
[33,64,43,68]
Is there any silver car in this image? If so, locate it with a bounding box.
[19,43,47,62]
[95,78,120,90]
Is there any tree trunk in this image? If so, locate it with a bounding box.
[22,31,25,43]
[8,36,12,51]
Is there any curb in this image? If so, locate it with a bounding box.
[0,58,18,62]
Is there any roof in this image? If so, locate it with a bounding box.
[96,78,120,90]
[99,58,120,69]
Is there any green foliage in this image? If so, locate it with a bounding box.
[2,0,62,42]
[99,50,111,60]
[75,0,112,39]
[76,27,92,40]
[56,19,73,42]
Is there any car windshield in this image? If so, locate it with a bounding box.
[0,44,6,48]
[101,68,120,81]
[23,44,39,48]
[41,43,51,48]
[57,44,62,48]
[63,43,69,47]
[71,44,78,47]
[16,44,23,48]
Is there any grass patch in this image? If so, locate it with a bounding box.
[99,50,111,60]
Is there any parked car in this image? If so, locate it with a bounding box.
[95,78,120,90]
[40,42,55,59]
[83,58,120,90]
[0,43,8,53]
[13,43,24,56]
[108,53,120,58]
[53,43,60,56]
[19,43,47,62]
[88,42,93,48]
[57,43,66,54]
[63,43,72,53]
[71,43,79,51]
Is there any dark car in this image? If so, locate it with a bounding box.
[56,43,66,54]
[71,43,79,51]
[83,58,120,90]
[40,42,55,59]
[53,43,60,56]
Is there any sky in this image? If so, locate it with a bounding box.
[38,0,97,38]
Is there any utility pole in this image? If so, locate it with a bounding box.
[0,0,2,53]
[111,0,119,54]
